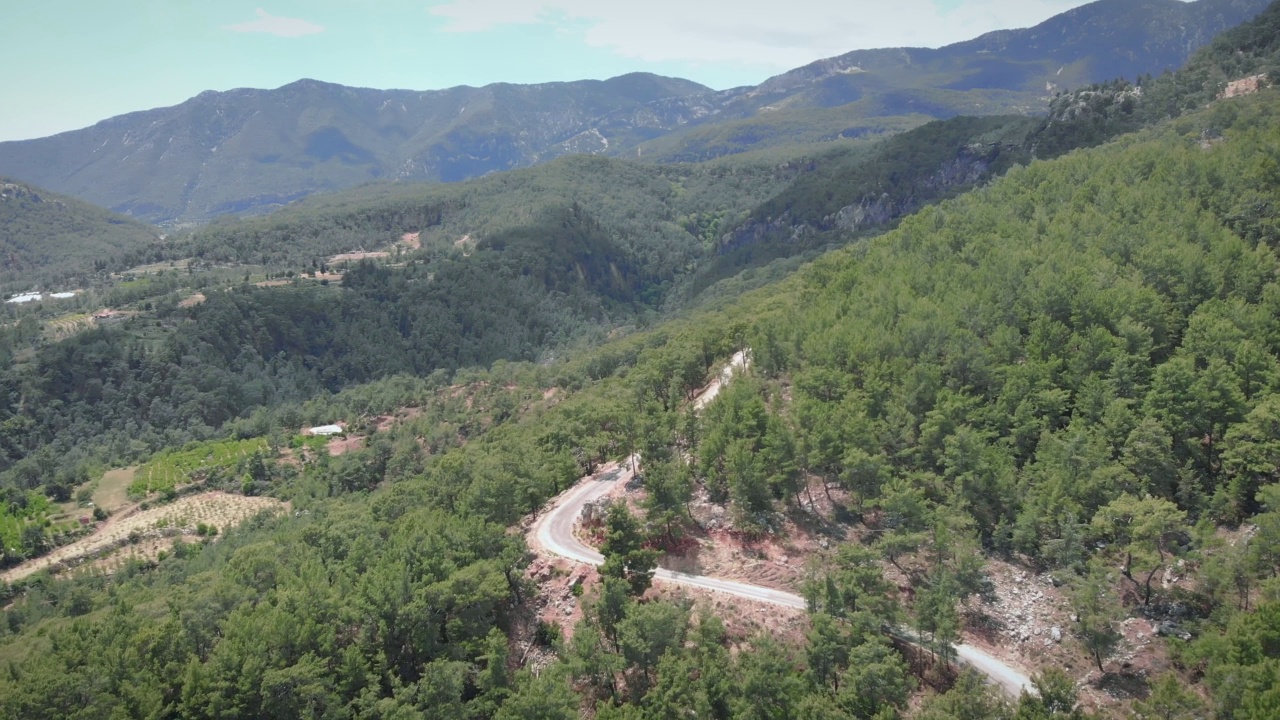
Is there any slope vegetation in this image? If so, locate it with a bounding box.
[4,89,1280,717]
[0,178,158,290]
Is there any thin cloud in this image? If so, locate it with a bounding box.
[224,8,324,38]
[428,0,1089,70]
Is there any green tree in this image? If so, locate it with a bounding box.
[836,641,914,719]
[1070,563,1124,672]
[1222,396,1280,521]
[732,636,805,720]
[641,458,692,545]
[599,503,659,595]
[618,601,688,692]
[1132,673,1205,720]
[495,668,579,720]
[917,669,1013,720]
[1091,494,1187,606]
[806,613,851,693]
[1014,668,1087,720]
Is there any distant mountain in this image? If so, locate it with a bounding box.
[0,74,710,226]
[0,177,159,289]
[624,0,1271,161]
[0,0,1267,225]
[743,0,1265,105]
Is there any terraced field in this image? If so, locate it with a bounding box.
[1,492,286,583]
[44,313,95,342]
[129,437,269,497]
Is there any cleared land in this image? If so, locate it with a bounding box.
[93,467,137,512]
[120,259,191,276]
[1,492,285,583]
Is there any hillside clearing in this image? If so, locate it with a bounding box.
[93,466,137,512]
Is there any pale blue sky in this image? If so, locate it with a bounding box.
[0,0,1118,141]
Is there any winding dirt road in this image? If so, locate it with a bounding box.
[528,457,1034,699]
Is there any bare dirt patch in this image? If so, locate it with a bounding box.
[92,309,133,324]
[327,435,366,456]
[374,407,422,431]
[179,293,206,308]
[400,232,422,249]
[2,492,286,583]
[253,280,291,288]
[527,555,597,641]
[655,477,851,593]
[652,584,809,647]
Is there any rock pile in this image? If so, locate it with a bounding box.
[980,566,1073,648]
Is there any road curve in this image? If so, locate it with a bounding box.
[529,460,1034,699]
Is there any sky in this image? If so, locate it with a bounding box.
[0,0,1137,142]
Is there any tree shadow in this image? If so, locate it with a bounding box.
[659,542,707,577]
[960,606,1007,646]
[1092,670,1152,700]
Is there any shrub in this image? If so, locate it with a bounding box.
[534,620,562,648]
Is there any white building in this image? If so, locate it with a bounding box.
[307,424,344,436]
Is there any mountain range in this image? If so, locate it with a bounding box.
[0,0,1268,225]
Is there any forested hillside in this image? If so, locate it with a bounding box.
[2,50,1280,719]
[699,0,1280,278]
[0,178,159,290]
[2,5,1280,718]
[1030,0,1280,156]
[156,151,801,272]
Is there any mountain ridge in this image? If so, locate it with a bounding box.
[0,0,1267,224]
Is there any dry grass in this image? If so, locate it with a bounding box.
[1,492,285,583]
[94,467,137,512]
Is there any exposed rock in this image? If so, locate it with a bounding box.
[1221,73,1269,99]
